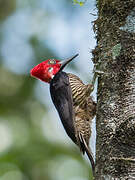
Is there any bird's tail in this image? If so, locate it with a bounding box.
[79,133,95,173]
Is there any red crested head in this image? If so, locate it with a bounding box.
[30,54,79,83]
[30,59,61,83]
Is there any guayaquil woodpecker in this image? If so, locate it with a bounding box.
[30,54,96,172]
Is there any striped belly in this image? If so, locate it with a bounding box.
[68,73,93,107]
[68,73,96,150]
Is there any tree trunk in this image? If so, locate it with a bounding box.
[92,0,135,179]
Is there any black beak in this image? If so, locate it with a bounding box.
[59,53,79,71]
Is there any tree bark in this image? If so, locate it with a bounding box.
[92,0,135,179]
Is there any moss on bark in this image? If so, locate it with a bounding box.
[92,0,135,179]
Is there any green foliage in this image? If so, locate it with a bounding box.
[72,0,87,6]
[0,0,16,21]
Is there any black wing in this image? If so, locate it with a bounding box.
[50,71,76,144]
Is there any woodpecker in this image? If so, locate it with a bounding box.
[30,54,96,172]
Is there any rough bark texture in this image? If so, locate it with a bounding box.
[92,0,135,179]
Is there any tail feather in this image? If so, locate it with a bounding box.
[79,133,95,173]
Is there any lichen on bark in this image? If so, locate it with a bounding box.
[92,0,135,179]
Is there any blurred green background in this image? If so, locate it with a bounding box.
[0,0,96,179]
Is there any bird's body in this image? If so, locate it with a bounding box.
[30,54,96,173]
[68,73,96,152]
[50,71,76,144]
[50,71,96,171]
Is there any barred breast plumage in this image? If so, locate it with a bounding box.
[68,73,94,108]
[67,73,96,152]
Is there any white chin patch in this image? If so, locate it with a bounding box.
[51,75,54,79]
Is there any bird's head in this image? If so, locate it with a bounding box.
[30,54,79,83]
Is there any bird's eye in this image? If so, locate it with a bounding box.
[48,59,56,64]
[48,67,53,72]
